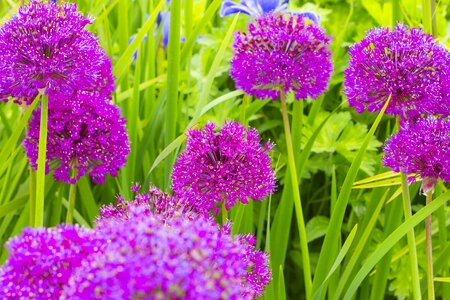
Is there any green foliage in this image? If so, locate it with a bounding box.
[0,0,449,299]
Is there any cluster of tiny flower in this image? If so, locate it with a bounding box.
[0,0,129,184]
[0,185,272,299]
[344,23,450,191]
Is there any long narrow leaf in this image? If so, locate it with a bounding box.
[344,189,450,299]
[312,96,390,296]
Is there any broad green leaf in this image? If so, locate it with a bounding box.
[306,216,329,243]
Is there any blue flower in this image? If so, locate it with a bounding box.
[220,0,288,18]
[220,0,321,24]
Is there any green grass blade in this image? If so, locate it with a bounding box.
[186,14,239,129]
[62,198,91,228]
[333,189,389,299]
[312,96,390,296]
[113,0,164,81]
[313,224,359,300]
[145,134,186,183]
[278,265,287,300]
[0,95,39,170]
[34,94,48,227]
[179,0,222,66]
[164,0,182,183]
[343,189,450,299]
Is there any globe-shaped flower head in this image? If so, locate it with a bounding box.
[0,0,112,104]
[0,225,104,300]
[63,205,271,299]
[171,120,276,213]
[230,13,333,100]
[98,184,209,221]
[383,117,450,193]
[344,24,450,118]
[23,91,130,184]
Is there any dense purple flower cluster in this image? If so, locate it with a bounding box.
[0,225,104,300]
[344,24,450,118]
[171,121,276,212]
[0,0,111,104]
[62,205,270,299]
[23,91,130,184]
[383,117,450,191]
[98,185,208,221]
[230,13,332,100]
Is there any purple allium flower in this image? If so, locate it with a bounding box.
[98,185,208,222]
[62,205,271,299]
[383,117,450,193]
[0,225,104,300]
[171,121,276,212]
[230,13,333,100]
[0,0,112,105]
[23,91,130,184]
[344,24,450,118]
[130,182,141,193]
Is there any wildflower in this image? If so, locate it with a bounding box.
[0,0,111,104]
[382,117,450,193]
[130,182,140,193]
[344,24,450,118]
[230,13,332,100]
[171,121,276,212]
[0,225,104,300]
[98,185,208,221]
[220,0,321,24]
[23,91,130,184]
[220,0,288,18]
[62,205,271,299]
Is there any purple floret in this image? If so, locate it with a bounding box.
[171,120,276,213]
[62,205,271,299]
[0,0,112,104]
[98,185,209,222]
[383,117,450,191]
[344,24,450,118]
[0,225,105,300]
[23,91,130,184]
[230,13,333,100]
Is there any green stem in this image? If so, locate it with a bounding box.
[422,0,432,34]
[240,94,251,126]
[29,167,36,226]
[280,90,312,298]
[400,171,421,300]
[429,0,438,37]
[164,0,181,187]
[222,202,228,225]
[392,0,402,25]
[425,190,435,300]
[66,183,77,224]
[35,94,48,227]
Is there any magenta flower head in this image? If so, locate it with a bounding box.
[230,13,333,100]
[383,117,450,193]
[0,0,112,104]
[98,184,209,222]
[344,24,450,118]
[23,91,130,184]
[171,120,276,213]
[0,225,104,300]
[63,205,271,299]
